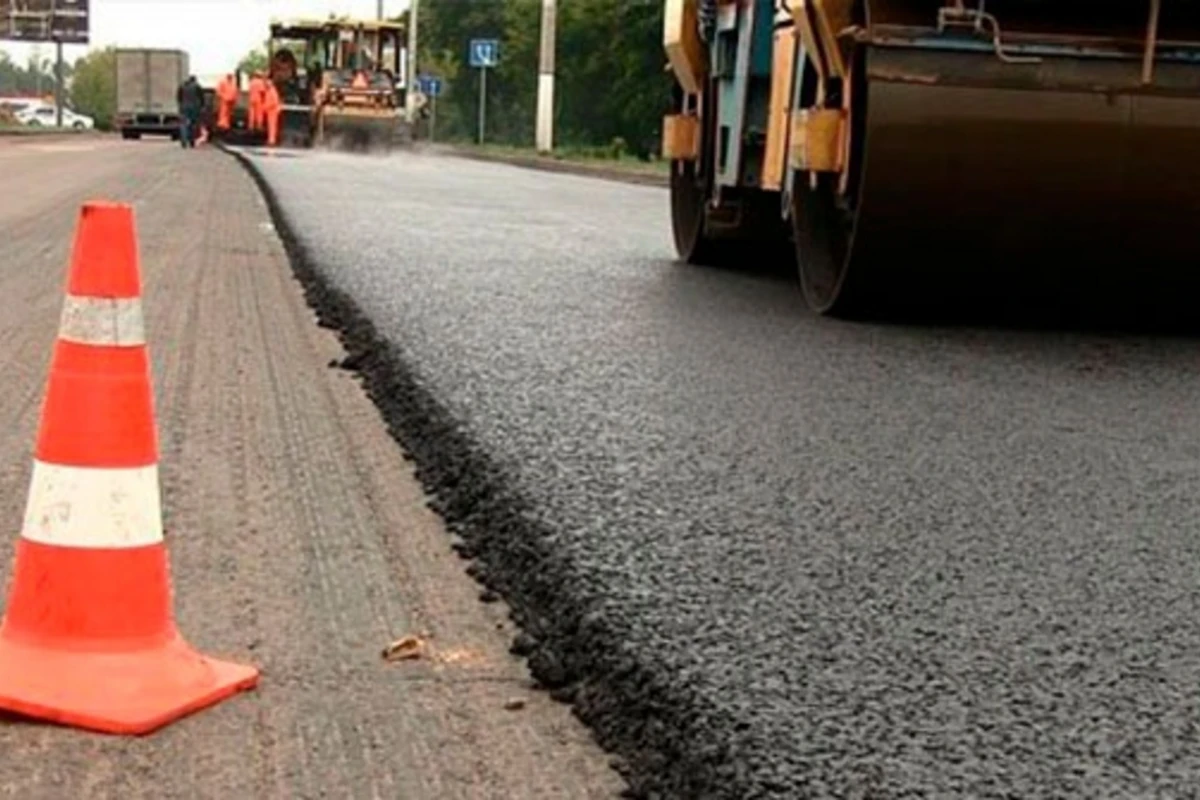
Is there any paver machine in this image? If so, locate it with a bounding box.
[662,1,1200,317]
[267,17,412,151]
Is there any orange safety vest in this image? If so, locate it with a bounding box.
[248,77,266,128]
[217,76,238,104]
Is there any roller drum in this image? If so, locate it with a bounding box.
[318,111,398,153]
[800,43,1200,317]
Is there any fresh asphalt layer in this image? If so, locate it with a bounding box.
[234,145,1200,798]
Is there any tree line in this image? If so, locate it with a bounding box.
[1,0,674,151]
[412,0,672,158]
[0,47,114,129]
[0,50,71,97]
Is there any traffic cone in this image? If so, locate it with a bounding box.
[0,201,258,734]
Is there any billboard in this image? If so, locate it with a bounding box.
[0,0,89,45]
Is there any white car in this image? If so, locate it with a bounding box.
[16,104,94,129]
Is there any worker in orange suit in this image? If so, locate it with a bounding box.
[264,79,282,146]
[248,71,267,132]
[215,73,238,131]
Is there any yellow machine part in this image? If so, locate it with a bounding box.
[761,16,798,191]
[663,0,705,96]
[661,113,700,160]
[795,0,853,85]
[789,108,845,173]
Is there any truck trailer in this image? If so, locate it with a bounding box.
[114,48,190,140]
[661,1,1200,317]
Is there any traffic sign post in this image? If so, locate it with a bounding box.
[418,74,442,142]
[468,38,498,145]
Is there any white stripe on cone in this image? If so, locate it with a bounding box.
[22,460,163,548]
[57,295,146,347]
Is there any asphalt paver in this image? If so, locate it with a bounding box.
[242,145,1200,799]
[0,139,623,799]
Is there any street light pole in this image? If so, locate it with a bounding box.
[54,40,64,128]
[405,0,419,122]
[535,0,555,153]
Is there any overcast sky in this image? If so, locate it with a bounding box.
[2,0,413,75]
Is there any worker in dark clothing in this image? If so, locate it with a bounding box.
[175,79,189,147]
[196,88,215,146]
[176,76,203,148]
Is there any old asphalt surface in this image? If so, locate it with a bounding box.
[231,144,1200,799]
[0,137,622,799]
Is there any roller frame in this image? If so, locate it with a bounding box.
[664,0,791,266]
[664,0,1200,317]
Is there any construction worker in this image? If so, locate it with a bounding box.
[175,75,203,148]
[195,84,214,146]
[215,73,238,132]
[264,78,281,147]
[248,71,266,133]
[196,95,210,146]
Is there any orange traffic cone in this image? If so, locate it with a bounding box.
[0,201,258,734]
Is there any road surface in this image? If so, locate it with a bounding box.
[239,144,1200,799]
[0,137,623,799]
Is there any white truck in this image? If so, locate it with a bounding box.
[114,48,189,140]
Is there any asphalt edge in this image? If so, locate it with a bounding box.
[432,145,669,189]
[221,145,746,800]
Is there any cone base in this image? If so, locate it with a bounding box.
[0,631,258,734]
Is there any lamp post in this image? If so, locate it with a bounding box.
[405,0,419,122]
[54,40,63,128]
[535,0,555,153]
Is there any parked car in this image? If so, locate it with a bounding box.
[16,104,94,129]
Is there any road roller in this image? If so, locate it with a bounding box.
[265,18,413,152]
[662,1,1200,317]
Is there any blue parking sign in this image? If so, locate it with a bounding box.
[468,39,499,68]
[418,75,442,97]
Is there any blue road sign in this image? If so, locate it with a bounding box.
[419,75,443,97]
[468,39,499,68]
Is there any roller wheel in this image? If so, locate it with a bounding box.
[793,172,862,316]
[791,33,870,317]
[668,80,728,265]
[670,158,725,264]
